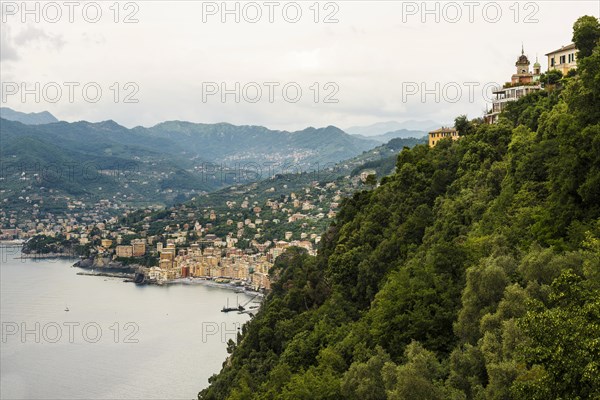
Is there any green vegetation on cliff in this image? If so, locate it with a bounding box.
[198,16,600,400]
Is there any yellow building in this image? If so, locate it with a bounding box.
[116,245,133,258]
[159,258,173,270]
[132,241,146,257]
[252,272,271,290]
[546,43,577,75]
[101,239,113,248]
[428,127,459,147]
[162,244,176,258]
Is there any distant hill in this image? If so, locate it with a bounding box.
[345,120,443,136]
[139,121,379,165]
[354,129,427,143]
[0,117,379,210]
[0,107,59,125]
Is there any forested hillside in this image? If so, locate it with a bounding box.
[199,16,600,400]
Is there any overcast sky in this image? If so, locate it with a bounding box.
[1,1,599,131]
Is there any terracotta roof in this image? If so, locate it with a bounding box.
[545,43,577,56]
[429,127,457,134]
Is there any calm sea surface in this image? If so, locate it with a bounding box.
[0,245,253,400]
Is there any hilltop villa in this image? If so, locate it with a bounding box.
[546,43,578,75]
[484,47,542,124]
[428,127,459,147]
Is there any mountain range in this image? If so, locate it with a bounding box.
[0,112,380,209]
[0,107,59,125]
[345,120,444,136]
[352,129,427,143]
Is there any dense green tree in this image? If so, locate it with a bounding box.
[382,342,448,400]
[513,270,600,399]
[454,115,476,136]
[539,69,563,85]
[364,174,378,187]
[573,15,600,58]
[341,347,390,400]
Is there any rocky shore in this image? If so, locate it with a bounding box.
[74,256,139,273]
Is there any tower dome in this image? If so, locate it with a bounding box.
[516,44,530,65]
[515,44,530,74]
[517,54,530,64]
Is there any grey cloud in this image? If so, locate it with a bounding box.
[13,25,65,49]
[0,24,65,62]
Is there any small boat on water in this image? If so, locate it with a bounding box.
[64,306,70,312]
[222,305,245,312]
[221,297,245,313]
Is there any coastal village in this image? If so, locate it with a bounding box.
[1,168,385,291]
[1,187,329,290]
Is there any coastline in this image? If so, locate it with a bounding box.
[16,252,80,259]
[2,245,269,298]
[72,257,266,297]
[2,245,267,298]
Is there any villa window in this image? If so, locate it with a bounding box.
[551,57,555,66]
[560,55,566,64]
